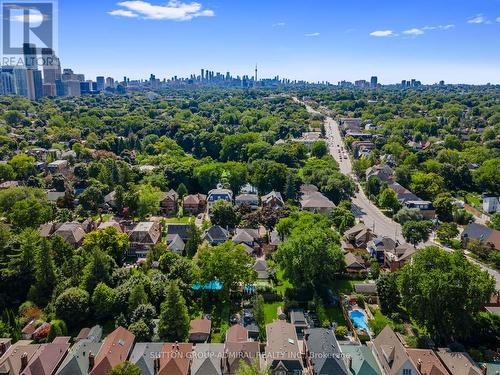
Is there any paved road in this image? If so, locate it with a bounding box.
[298,100,405,243]
[296,98,500,289]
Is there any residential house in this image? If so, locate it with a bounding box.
[225,325,249,343]
[254,259,274,281]
[53,222,87,247]
[462,223,500,251]
[435,349,482,375]
[167,234,185,255]
[223,339,260,375]
[261,191,285,208]
[157,342,193,375]
[223,325,260,375]
[344,224,375,248]
[235,193,259,210]
[404,201,435,220]
[183,193,207,215]
[232,228,260,251]
[406,349,450,375]
[366,164,395,183]
[340,118,363,134]
[264,320,304,375]
[160,189,179,216]
[129,343,163,375]
[166,223,190,242]
[88,326,135,375]
[47,160,69,174]
[482,195,500,214]
[203,226,230,245]
[56,327,102,375]
[289,310,309,339]
[189,319,212,343]
[191,344,224,375]
[304,328,349,375]
[97,219,123,232]
[367,237,397,263]
[128,221,161,257]
[21,336,71,375]
[384,244,416,272]
[0,341,41,375]
[372,325,419,375]
[300,191,335,215]
[207,188,233,212]
[344,252,367,274]
[340,345,382,375]
[388,183,420,204]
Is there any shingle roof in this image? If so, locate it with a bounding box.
[202,226,229,243]
[158,343,192,375]
[191,343,224,375]
[407,349,450,375]
[340,345,382,375]
[305,328,348,375]
[129,342,163,375]
[436,349,482,375]
[265,320,303,371]
[225,325,249,343]
[372,325,413,375]
[89,327,135,375]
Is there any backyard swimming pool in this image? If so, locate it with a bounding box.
[349,309,369,332]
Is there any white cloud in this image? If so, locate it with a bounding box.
[496,17,500,23]
[108,9,138,17]
[109,0,215,21]
[369,30,394,37]
[467,14,487,24]
[422,24,454,30]
[304,32,320,37]
[11,10,44,24]
[403,28,424,36]
[273,22,286,27]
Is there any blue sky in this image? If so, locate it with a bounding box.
[54,0,500,83]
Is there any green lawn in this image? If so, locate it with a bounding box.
[325,306,347,326]
[163,216,192,224]
[263,302,283,324]
[464,193,481,207]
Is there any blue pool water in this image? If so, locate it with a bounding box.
[349,310,369,332]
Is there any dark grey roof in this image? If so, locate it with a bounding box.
[55,340,102,375]
[305,328,349,375]
[166,223,190,240]
[462,223,492,241]
[202,225,229,243]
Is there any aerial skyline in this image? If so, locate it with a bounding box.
[35,0,500,83]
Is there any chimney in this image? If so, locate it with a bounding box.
[0,343,5,356]
[88,352,95,371]
[417,359,422,373]
[481,365,487,375]
[21,352,28,371]
[348,355,353,371]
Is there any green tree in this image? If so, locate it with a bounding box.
[185,221,201,258]
[436,222,459,244]
[275,227,344,289]
[473,158,500,195]
[433,193,454,222]
[398,247,495,343]
[410,172,444,201]
[158,281,190,341]
[92,282,116,321]
[378,188,401,212]
[330,206,355,234]
[8,198,53,229]
[0,164,16,181]
[376,272,400,315]
[107,362,141,375]
[128,284,148,312]
[402,220,432,247]
[393,207,423,224]
[252,294,265,329]
[177,182,188,198]
[235,361,268,375]
[83,226,130,266]
[54,287,90,328]
[196,242,256,296]
[137,184,163,218]
[311,140,328,158]
[8,154,35,179]
[78,185,105,212]
[81,250,116,293]
[29,239,57,306]
[128,320,152,341]
[488,212,500,230]
[210,200,239,228]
